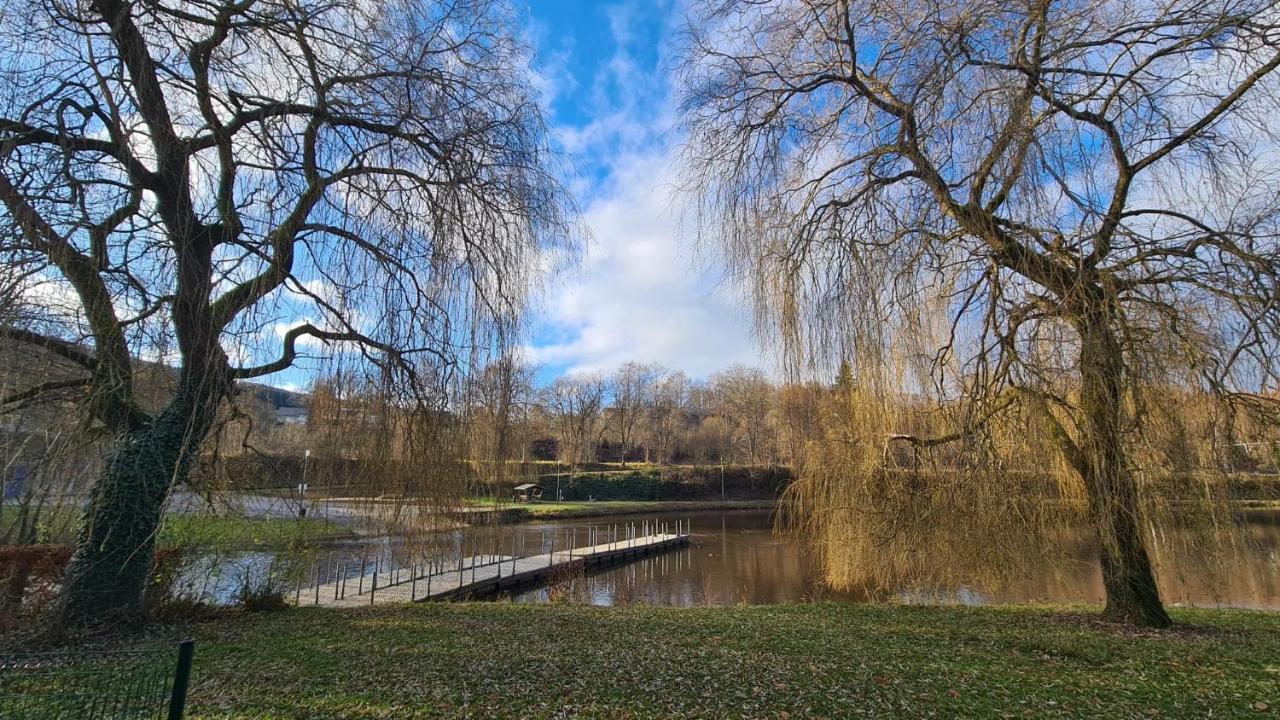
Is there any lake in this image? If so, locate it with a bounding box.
[506,509,1280,609]
[189,508,1280,610]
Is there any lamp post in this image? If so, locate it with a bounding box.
[298,449,311,518]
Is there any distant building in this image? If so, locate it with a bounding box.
[275,406,309,426]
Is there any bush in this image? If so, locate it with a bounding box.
[238,584,289,612]
[1,544,213,631]
[534,466,792,502]
[233,563,292,612]
[0,545,73,628]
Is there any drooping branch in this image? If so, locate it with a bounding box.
[229,322,448,380]
[885,393,1019,450]
[0,165,139,430]
[0,377,92,407]
[0,326,98,370]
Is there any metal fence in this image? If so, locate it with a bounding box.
[0,640,194,720]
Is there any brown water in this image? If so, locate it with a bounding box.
[193,508,1280,609]
[508,509,1280,609]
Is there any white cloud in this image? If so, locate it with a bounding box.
[525,146,763,379]
[523,0,765,380]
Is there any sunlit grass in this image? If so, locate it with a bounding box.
[24,603,1276,719]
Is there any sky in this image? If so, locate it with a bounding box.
[516,0,762,381]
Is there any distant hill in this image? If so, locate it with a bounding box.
[244,382,310,410]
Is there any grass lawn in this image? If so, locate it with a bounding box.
[464,499,775,522]
[158,515,352,548]
[26,603,1280,719]
[1,506,351,548]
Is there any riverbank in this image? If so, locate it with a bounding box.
[461,498,776,523]
[3,507,353,548]
[34,603,1280,718]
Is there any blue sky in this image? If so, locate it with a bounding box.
[516,0,761,381]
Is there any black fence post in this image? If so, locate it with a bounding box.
[167,640,196,720]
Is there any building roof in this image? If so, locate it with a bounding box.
[512,483,542,491]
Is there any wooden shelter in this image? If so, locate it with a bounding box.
[512,483,544,503]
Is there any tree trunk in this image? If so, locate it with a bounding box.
[56,389,216,628]
[1075,314,1171,628]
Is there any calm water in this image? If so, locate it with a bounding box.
[191,509,1280,609]
[507,509,1280,609]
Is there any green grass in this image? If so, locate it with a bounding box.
[20,603,1280,718]
[520,499,774,519]
[465,499,775,522]
[3,506,351,548]
[157,515,352,548]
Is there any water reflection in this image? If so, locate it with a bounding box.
[510,509,1280,609]
[185,508,1280,609]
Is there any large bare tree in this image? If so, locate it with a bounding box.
[607,362,659,467]
[709,366,776,465]
[467,355,536,487]
[647,369,690,463]
[542,374,607,469]
[0,0,576,626]
[681,0,1280,625]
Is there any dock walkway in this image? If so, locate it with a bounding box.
[295,520,691,607]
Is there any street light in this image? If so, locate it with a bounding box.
[297,449,311,518]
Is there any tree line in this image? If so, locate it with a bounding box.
[245,362,813,472]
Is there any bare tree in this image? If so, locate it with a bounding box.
[607,362,659,467]
[542,374,607,469]
[648,369,691,464]
[681,0,1280,625]
[709,366,776,465]
[0,0,577,626]
[467,355,536,488]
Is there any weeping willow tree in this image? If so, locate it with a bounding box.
[0,0,578,627]
[681,0,1280,626]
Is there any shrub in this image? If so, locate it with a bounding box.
[0,545,73,624]
[531,466,792,502]
[234,565,291,612]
